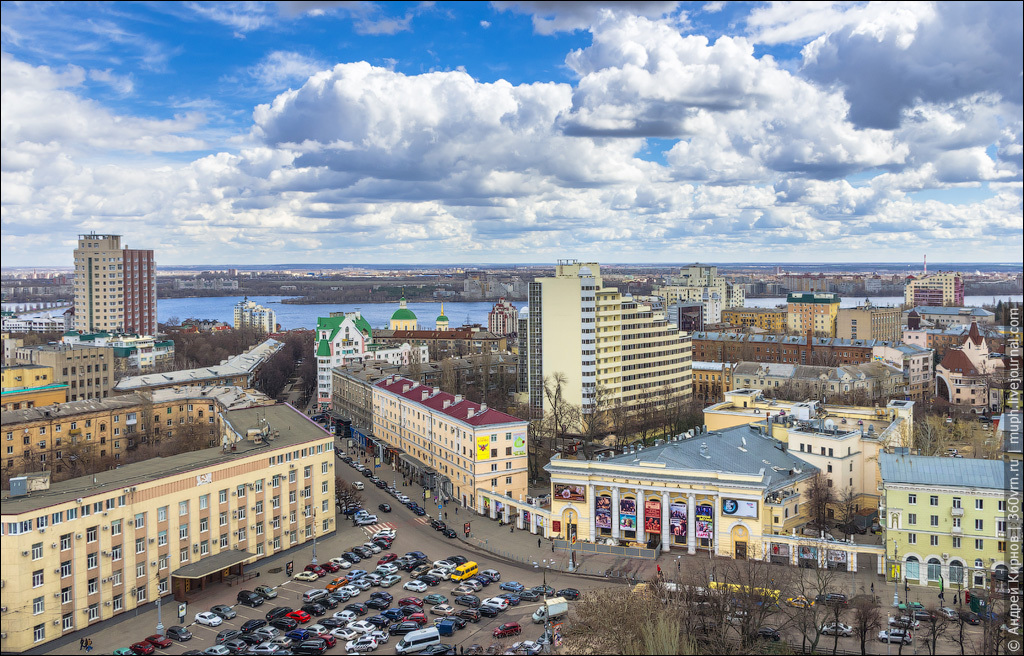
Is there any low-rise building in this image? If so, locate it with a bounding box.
[721,307,787,333]
[2,384,68,412]
[114,339,282,394]
[836,304,902,342]
[61,332,175,374]
[544,424,818,556]
[935,323,1007,411]
[0,403,335,654]
[13,344,115,403]
[372,376,529,510]
[2,365,55,390]
[373,328,507,359]
[691,362,734,403]
[903,306,995,327]
[872,343,934,401]
[879,453,1010,593]
[692,330,893,366]
[704,389,915,510]
[731,361,906,404]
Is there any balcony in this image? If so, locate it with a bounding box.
[951,525,962,536]
[951,507,964,517]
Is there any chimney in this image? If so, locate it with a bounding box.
[454,394,463,404]
[432,387,440,395]
[480,403,487,412]
[403,384,410,393]
[421,390,430,402]
[443,400,451,409]
[467,407,475,419]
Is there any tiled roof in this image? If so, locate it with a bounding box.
[938,349,979,376]
[374,376,524,427]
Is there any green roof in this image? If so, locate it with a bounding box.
[316,313,372,358]
[436,314,449,321]
[391,308,417,321]
[316,340,332,357]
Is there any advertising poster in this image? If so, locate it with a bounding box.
[721,498,758,518]
[619,497,637,531]
[512,432,527,457]
[476,434,491,460]
[695,504,713,539]
[595,495,612,530]
[670,502,687,539]
[799,545,818,560]
[771,543,790,557]
[553,484,586,502]
[827,549,848,563]
[644,498,662,533]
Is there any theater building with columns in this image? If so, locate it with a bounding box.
[544,423,819,558]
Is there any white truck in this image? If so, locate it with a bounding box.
[532,597,569,624]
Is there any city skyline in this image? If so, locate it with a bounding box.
[2,1,1022,266]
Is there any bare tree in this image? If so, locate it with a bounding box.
[850,596,883,656]
[334,476,363,511]
[806,472,836,531]
[543,372,577,454]
[835,486,859,539]
[919,605,948,656]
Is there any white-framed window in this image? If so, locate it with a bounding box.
[158,530,167,546]
[87,578,98,594]
[62,613,74,631]
[179,525,189,540]
[976,499,984,510]
[112,595,123,612]
[31,542,43,560]
[87,604,99,621]
[111,520,122,536]
[179,501,188,516]
[33,624,45,643]
[136,563,146,578]
[157,506,167,522]
[135,538,145,554]
[33,596,44,614]
[199,495,209,510]
[60,561,72,577]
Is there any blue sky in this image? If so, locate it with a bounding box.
[1,1,1021,266]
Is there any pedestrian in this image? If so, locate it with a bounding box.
[79,638,85,651]
[676,560,680,572]
[460,647,464,656]
[445,512,448,521]
[871,582,875,596]
[455,507,458,515]
[86,639,93,653]
[538,537,542,549]
[657,564,662,576]
[551,542,555,553]
[510,524,514,534]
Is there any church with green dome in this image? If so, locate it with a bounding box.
[389,295,418,331]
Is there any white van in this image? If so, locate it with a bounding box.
[395,627,441,654]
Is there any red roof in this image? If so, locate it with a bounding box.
[965,322,984,347]
[939,349,979,376]
[374,377,524,427]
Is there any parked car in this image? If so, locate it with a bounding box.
[294,571,319,582]
[820,622,853,637]
[493,622,522,639]
[379,503,392,513]
[237,590,265,607]
[405,579,429,593]
[195,612,224,627]
[456,609,481,623]
[144,635,173,649]
[499,581,525,593]
[381,574,403,588]
[286,610,312,624]
[878,629,913,645]
[211,605,237,620]
[255,585,279,599]
[424,594,449,606]
[756,627,781,642]
[479,569,501,582]
[556,588,580,600]
[167,626,193,641]
[441,528,457,539]
[269,618,298,631]
[129,643,156,656]
[455,595,481,608]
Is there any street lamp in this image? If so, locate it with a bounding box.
[311,509,318,566]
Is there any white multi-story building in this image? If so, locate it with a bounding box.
[233,297,276,333]
[315,312,427,411]
[487,297,519,336]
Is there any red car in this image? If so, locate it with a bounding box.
[321,561,341,573]
[286,609,311,624]
[304,564,327,577]
[493,622,522,638]
[407,612,428,626]
[316,633,337,648]
[378,553,398,565]
[144,634,173,648]
[399,597,424,608]
[129,643,155,656]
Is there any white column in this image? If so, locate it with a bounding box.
[687,494,696,555]
[611,488,621,540]
[877,555,884,576]
[587,484,596,543]
[661,491,670,553]
[713,495,721,556]
[850,551,857,573]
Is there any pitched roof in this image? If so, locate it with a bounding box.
[374,376,525,427]
[878,452,1003,489]
[938,349,979,376]
[966,321,984,347]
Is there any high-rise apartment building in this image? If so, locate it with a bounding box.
[904,271,964,307]
[487,297,519,336]
[525,261,692,422]
[658,264,745,309]
[233,297,277,333]
[122,249,156,335]
[73,234,155,334]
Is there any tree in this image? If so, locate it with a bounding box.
[919,605,948,656]
[806,472,836,531]
[835,486,859,539]
[543,372,577,454]
[335,476,363,511]
[850,596,883,656]
[439,358,457,395]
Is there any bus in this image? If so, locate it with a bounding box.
[707,581,781,605]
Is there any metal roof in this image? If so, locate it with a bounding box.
[878,453,1004,489]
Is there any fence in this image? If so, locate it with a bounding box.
[552,539,660,560]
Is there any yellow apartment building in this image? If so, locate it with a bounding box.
[0,403,336,654]
[2,384,68,412]
[525,261,691,422]
[372,376,529,510]
[786,292,841,337]
[2,386,273,482]
[2,365,55,390]
[836,304,902,342]
[721,307,787,332]
[704,389,915,511]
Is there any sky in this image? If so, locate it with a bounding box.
[1,1,1022,267]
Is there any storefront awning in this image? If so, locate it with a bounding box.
[399,452,428,471]
[171,550,256,579]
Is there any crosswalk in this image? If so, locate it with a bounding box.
[359,521,398,538]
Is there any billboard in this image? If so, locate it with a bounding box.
[595,495,612,530]
[826,549,849,564]
[619,497,637,531]
[512,432,527,457]
[695,504,713,539]
[644,498,662,534]
[770,542,790,557]
[721,498,758,519]
[553,484,586,502]
[476,434,491,460]
[799,545,818,560]
[670,502,687,539]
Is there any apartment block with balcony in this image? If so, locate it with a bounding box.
[904,272,964,307]
[879,453,1011,594]
[836,304,902,342]
[786,292,841,337]
[0,403,335,654]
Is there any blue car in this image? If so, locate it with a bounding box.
[285,629,312,642]
[499,581,525,593]
[412,507,426,516]
[468,576,491,587]
[498,593,521,606]
[382,608,406,621]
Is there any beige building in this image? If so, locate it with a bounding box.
[73,234,124,333]
[731,361,906,403]
[705,389,915,510]
[904,271,964,307]
[786,292,841,337]
[721,307,787,332]
[13,344,115,403]
[114,339,282,394]
[836,304,902,342]
[658,264,745,309]
[0,403,336,654]
[935,323,1006,411]
[233,297,277,333]
[2,365,55,390]
[372,376,529,510]
[525,261,692,422]
[871,343,934,401]
[2,386,273,483]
